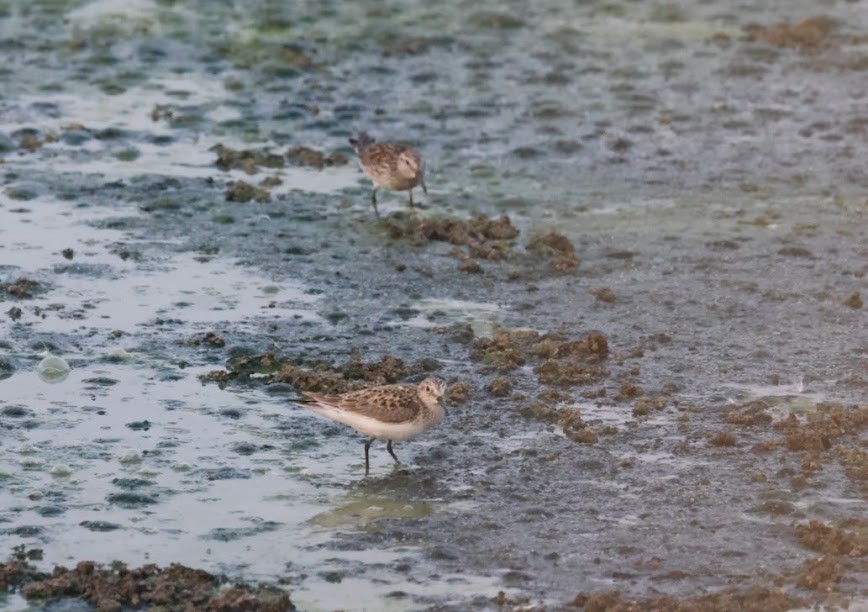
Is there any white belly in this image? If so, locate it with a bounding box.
[302,404,435,441]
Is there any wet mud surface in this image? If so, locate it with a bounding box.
[1,1,867,610]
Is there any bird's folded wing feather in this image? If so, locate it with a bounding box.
[299,387,422,424]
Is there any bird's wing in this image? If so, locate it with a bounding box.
[300,385,422,424]
[396,148,423,178]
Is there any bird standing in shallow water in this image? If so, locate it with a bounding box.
[348,132,427,218]
[296,377,447,475]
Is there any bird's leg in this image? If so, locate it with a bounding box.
[407,189,415,209]
[371,189,380,219]
[386,440,399,464]
[364,437,375,475]
[421,179,428,194]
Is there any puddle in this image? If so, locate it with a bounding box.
[0,361,505,608]
[1,195,324,337]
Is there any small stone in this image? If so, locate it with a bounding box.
[120,451,142,464]
[37,355,71,384]
[50,464,73,477]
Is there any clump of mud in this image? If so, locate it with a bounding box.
[212,144,285,174]
[745,16,837,50]
[379,34,454,57]
[842,292,863,310]
[558,407,598,444]
[0,548,293,611]
[150,104,174,122]
[724,400,774,427]
[12,129,58,153]
[386,213,518,255]
[588,286,616,303]
[837,447,868,489]
[796,556,841,591]
[525,230,579,273]
[518,401,599,444]
[0,548,44,590]
[708,431,738,447]
[286,146,347,168]
[462,325,613,443]
[631,393,669,418]
[383,214,582,276]
[3,276,41,298]
[469,327,609,388]
[775,403,868,452]
[486,378,513,397]
[200,352,285,386]
[225,180,272,203]
[447,380,470,404]
[572,585,805,612]
[203,349,443,394]
[212,143,348,173]
[795,520,867,557]
[723,399,868,505]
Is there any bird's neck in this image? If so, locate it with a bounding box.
[421,397,446,424]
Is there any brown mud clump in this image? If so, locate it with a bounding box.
[470,328,535,372]
[200,352,285,386]
[286,145,347,168]
[0,547,44,590]
[836,447,868,489]
[776,403,868,452]
[842,291,863,309]
[589,286,616,302]
[559,407,598,444]
[745,16,837,50]
[516,402,599,444]
[275,356,450,394]
[525,230,579,273]
[470,327,609,388]
[729,402,868,490]
[212,144,286,174]
[487,378,513,397]
[708,431,738,447]
[632,394,668,417]
[614,380,642,402]
[185,331,226,348]
[225,180,272,203]
[384,213,519,264]
[1,551,293,611]
[532,332,609,387]
[446,380,470,404]
[724,400,773,427]
[275,356,409,392]
[572,585,805,611]
[519,401,558,423]
[534,358,607,387]
[4,276,41,298]
[796,556,842,591]
[201,350,441,392]
[794,520,867,557]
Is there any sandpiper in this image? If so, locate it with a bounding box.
[348,132,427,218]
[297,377,447,475]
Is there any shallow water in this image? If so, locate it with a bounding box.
[2,0,867,610]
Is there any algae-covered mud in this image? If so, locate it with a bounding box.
[1,1,867,610]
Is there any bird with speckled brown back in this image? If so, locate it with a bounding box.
[348,132,427,218]
[296,377,447,475]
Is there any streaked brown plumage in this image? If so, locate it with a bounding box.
[297,377,447,475]
[349,132,427,218]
